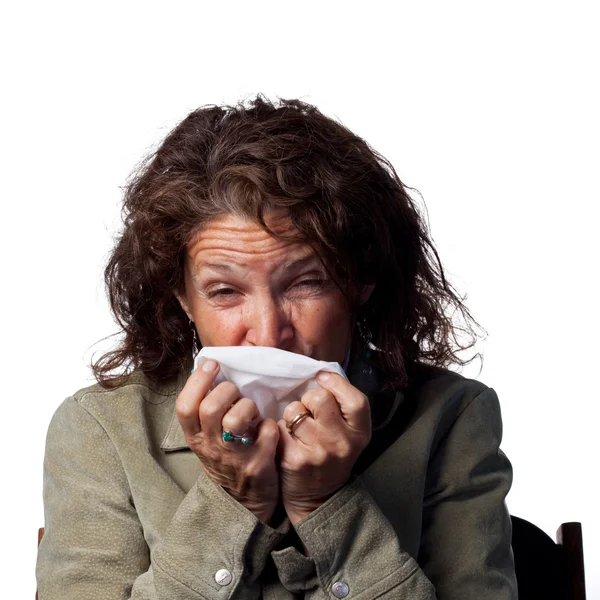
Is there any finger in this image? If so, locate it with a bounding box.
[221,397,260,436]
[176,359,220,437]
[277,418,293,452]
[281,401,317,442]
[199,381,242,440]
[297,388,341,427]
[254,417,280,458]
[316,372,371,430]
[282,400,313,425]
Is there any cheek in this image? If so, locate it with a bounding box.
[294,297,352,345]
[193,305,246,346]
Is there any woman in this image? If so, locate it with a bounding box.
[36,96,517,599]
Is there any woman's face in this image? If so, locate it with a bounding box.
[175,213,361,364]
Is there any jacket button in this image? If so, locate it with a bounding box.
[214,569,232,586]
[332,581,349,598]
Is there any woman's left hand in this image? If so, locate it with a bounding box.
[277,372,372,526]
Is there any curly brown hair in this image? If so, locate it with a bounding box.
[92,95,484,388]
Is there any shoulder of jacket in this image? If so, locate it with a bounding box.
[410,363,489,397]
[70,370,182,409]
[405,364,496,430]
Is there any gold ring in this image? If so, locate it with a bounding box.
[286,410,313,439]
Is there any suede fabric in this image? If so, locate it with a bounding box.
[36,361,517,599]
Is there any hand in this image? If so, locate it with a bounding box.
[277,372,371,526]
[176,359,280,524]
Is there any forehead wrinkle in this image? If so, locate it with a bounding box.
[189,229,297,258]
[186,214,317,278]
[191,213,298,243]
[189,244,297,272]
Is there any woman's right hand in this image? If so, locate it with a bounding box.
[175,359,280,524]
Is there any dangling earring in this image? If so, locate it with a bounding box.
[189,319,199,355]
[356,316,380,358]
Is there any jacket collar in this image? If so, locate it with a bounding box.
[160,345,405,452]
[161,411,190,451]
[159,368,191,452]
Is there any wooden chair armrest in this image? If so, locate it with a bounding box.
[556,522,586,600]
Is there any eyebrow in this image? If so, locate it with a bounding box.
[197,262,234,273]
[192,254,322,276]
[279,254,322,272]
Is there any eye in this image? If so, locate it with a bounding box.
[294,278,325,288]
[288,277,328,295]
[207,287,238,299]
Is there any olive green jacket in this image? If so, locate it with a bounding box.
[36,358,517,599]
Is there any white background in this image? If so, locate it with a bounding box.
[1,0,598,596]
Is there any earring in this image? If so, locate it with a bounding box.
[189,319,199,355]
[356,316,380,358]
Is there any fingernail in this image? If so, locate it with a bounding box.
[202,359,218,372]
[317,371,330,382]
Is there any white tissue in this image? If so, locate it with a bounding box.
[194,346,347,420]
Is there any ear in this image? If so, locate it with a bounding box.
[173,290,193,322]
[359,284,375,306]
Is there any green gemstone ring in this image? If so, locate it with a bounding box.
[222,430,251,445]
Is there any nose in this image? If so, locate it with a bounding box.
[244,295,294,348]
